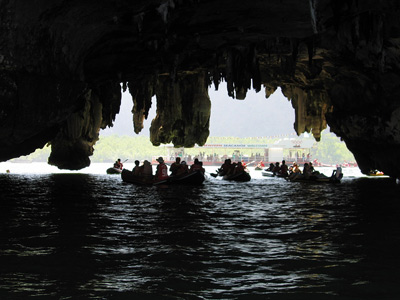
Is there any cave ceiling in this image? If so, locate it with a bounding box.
[1,0,400,177]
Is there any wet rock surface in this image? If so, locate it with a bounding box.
[0,1,400,177]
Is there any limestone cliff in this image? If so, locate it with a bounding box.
[0,0,400,178]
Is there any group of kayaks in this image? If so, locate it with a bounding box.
[107,165,343,185]
[119,168,251,185]
[120,168,206,185]
[107,165,252,185]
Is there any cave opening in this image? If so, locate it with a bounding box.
[94,81,356,168]
[102,83,296,139]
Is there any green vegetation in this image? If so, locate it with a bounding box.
[10,131,355,165]
[310,132,356,164]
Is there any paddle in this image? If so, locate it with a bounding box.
[245,160,256,166]
[209,167,221,177]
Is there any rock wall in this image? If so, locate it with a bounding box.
[1,0,400,177]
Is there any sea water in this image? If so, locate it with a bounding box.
[0,163,399,299]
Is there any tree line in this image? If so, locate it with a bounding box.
[10,132,355,165]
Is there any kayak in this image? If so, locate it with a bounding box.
[262,170,288,178]
[262,171,275,177]
[169,171,205,185]
[287,172,342,183]
[223,171,251,182]
[107,167,122,174]
[367,171,385,176]
[121,169,205,185]
[121,169,168,185]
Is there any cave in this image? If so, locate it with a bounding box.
[1,1,400,178]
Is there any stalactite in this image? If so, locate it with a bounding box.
[281,85,330,141]
[96,82,122,130]
[48,90,103,170]
[251,45,262,93]
[225,50,235,98]
[212,53,221,91]
[223,45,262,100]
[150,72,211,147]
[128,77,156,134]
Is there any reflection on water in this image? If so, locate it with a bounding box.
[0,166,400,299]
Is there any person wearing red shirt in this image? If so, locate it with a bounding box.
[114,158,123,170]
[190,158,203,173]
[170,157,181,176]
[155,157,169,180]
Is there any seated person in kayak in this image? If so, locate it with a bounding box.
[190,158,204,173]
[169,157,181,176]
[132,160,142,176]
[256,161,265,169]
[177,161,189,175]
[226,162,237,175]
[233,161,245,174]
[331,165,343,179]
[279,160,289,177]
[266,163,275,171]
[272,162,280,174]
[155,157,169,181]
[288,162,302,180]
[114,158,123,170]
[141,160,153,179]
[302,162,312,179]
[309,162,319,175]
[219,159,232,176]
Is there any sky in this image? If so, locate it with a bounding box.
[101,82,297,138]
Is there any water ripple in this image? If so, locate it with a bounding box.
[0,171,400,298]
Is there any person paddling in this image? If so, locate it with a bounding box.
[114,158,123,170]
[266,163,274,171]
[219,159,232,176]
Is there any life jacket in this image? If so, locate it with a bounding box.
[235,164,244,173]
[191,163,202,172]
[156,163,169,180]
[177,164,189,175]
[280,164,288,174]
[132,166,141,176]
[170,162,180,175]
[142,163,153,177]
